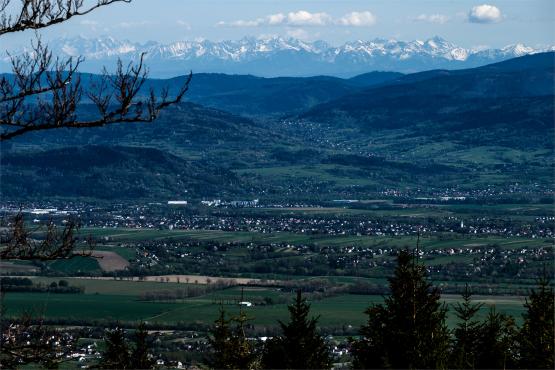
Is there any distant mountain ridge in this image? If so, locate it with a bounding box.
[300,52,555,147]
[2,35,553,77]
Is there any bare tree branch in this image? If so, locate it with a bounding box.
[0,0,131,35]
[0,43,192,140]
[0,212,95,260]
[1,1,192,141]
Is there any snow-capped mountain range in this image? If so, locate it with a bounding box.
[3,36,553,77]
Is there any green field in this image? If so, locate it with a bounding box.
[2,283,527,329]
[48,256,102,274]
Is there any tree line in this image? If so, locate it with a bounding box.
[94,250,553,369]
[0,277,84,294]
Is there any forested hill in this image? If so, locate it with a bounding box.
[2,53,553,201]
[1,146,250,200]
[299,52,554,147]
[78,70,404,116]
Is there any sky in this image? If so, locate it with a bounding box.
[3,0,555,49]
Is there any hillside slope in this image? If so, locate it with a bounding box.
[300,53,554,146]
[1,146,248,200]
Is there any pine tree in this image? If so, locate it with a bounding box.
[474,307,517,369]
[519,274,555,369]
[450,284,483,369]
[209,306,234,368]
[261,290,332,369]
[350,304,390,369]
[131,323,155,370]
[209,304,258,369]
[99,327,131,369]
[352,249,450,369]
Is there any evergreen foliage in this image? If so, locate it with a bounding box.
[99,324,154,369]
[261,290,332,369]
[99,327,131,369]
[450,284,483,369]
[131,323,155,370]
[474,307,518,369]
[519,274,555,369]
[351,249,450,369]
[208,304,258,369]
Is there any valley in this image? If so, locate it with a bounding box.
[1,51,553,368]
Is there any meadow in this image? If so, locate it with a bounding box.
[2,279,527,330]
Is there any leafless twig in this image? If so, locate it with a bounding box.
[0,212,95,260]
[0,0,131,36]
[0,1,192,141]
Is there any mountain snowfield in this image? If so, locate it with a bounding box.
[3,35,553,77]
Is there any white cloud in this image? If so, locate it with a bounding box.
[286,10,331,26]
[337,11,376,26]
[411,13,450,24]
[226,19,265,27]
[468,4,503,24]
[267,13,286,25]
[217,13,285,27]
[219,10,377,28]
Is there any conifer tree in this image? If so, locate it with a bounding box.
[519,274,554,369]
[209,304,258,369]
[450,284,483,369]
[99,327,131,369]
[131,323,155,370]
[209,306,234,368]
[352,249,450,369]
[350,304,390,369]
[474,307,517,369]
[261,290,332,369]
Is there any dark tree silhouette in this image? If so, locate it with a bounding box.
[99,327,131,369]
[208,304,258,369]
[209,306,234,368]
[519,274,555,369]
[261,290,332,369]
[0,0,130,35]
[351,249,450,369]
[450,284,483,369]
[131,323,155,370]
[474,307,518,369]
[96,324,155,369]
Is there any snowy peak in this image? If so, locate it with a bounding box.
[2,35,551,77]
